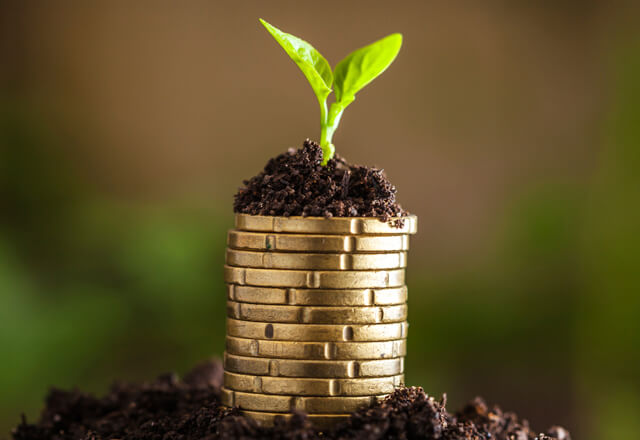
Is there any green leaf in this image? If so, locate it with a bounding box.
[333,33,402,108]
[259,19,333,105]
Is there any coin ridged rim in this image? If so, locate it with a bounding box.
[226,301,407,324]
[227,318,408,342]
[227,285,408,306]
[235,214,417,235]
[224,371,404,396]
[221,387,384,413]
[235,409,351,429]
[227,230,410,253]
[224,266,405,289]
[225,336,407,360]
[226,249,407,271]
[224,352,404,378]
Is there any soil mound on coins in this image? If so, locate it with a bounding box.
[233,140,407,223]
[12,360,571,440]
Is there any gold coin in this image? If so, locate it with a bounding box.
[228,230,410,252]
[224,371,404,396]
[227,318,408,342]
[221,387,383,413]
[235,214,417,235]
[225,336,407,360]
[235,409,351,429]
[224,266,405,289]
[226,249,407,271]
[226,301,407,324]
[224,352,404,378]
[227,285,408,306]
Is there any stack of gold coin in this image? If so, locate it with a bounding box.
[222,214,418,429]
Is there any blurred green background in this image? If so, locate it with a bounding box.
[1,2,639,439]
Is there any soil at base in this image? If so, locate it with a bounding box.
[11,360,571,440]
[233,140,408,224]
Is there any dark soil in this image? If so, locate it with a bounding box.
[11,360,571,440]
[233,140,408,223]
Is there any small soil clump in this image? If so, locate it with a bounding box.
[12,360,571,440]
[233,140,407,223]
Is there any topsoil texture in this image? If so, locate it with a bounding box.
[11,360,571,440]
[233,140,408,223]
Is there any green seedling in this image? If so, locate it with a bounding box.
[260,19,402,165]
